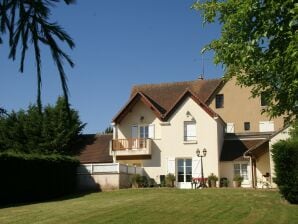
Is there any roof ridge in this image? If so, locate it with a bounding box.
[132,78,222,89]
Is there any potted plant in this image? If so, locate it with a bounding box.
[233,175,244,188]
[208,173,218,188]
[220,177,229,187]
[165,173,176,187]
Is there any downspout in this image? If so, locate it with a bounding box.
[243,152,255,188]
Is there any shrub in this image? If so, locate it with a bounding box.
[131,174,141,188]
[165,173,176,187]
[272,139,298,204]
[0,152,79,205]
[220,177,229,187]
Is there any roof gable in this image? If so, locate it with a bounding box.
[113,79,222,123]
[112,92,164,124]
[131,79,222,111]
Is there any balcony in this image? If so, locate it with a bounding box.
[110,138,152,157]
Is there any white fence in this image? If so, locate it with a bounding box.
[77,163,143,175]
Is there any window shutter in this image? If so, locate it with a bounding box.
[226,123,234,133]
[187,123,196,137]
[259,121,274,132]
[131,125,138,138]
[192,157,201,178]
[167,157,175,174]
[148,124,155,139]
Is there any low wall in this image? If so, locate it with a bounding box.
[77,163,143,191]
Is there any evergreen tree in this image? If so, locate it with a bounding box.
[0,97,85,155]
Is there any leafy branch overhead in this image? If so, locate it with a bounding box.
[0,0,75,110]
[193,0,298,122]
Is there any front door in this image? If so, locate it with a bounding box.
[177,158,192,189]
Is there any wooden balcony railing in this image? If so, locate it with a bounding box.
[112,138,147,150]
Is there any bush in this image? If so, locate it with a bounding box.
[220,177,229,187]
[0,152,79,205]
[131,174,149,188]
[272,139,298,204]
[131,174,141,188]
[165,173,176,187]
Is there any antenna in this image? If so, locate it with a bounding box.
[202,54,205,79]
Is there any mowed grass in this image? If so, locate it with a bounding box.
[0,188,297,224]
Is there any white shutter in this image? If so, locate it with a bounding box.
[259,121,274,132]
[187,123,196,138]
[192,157,201,178]
[167,157,175,174]
[226,123,235,133]
[148,124,155,139]
[131,125,138,138]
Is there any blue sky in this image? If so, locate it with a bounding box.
[0,0,223,134]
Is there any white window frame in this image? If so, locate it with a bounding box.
[177,158,192,183]
[184,121,197,142]
[234,163,248,180]
[131,124,155,139]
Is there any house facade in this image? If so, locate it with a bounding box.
[109,77,288,189]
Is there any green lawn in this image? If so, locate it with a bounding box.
[0,188,297,224]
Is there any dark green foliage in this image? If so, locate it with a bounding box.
[0,152,79,205]
[103,126,113,134]
[272,138,298,204]
[0,97,85,155]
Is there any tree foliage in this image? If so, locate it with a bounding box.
[0,97,85,155]
[103,126,113,134]
[272,137,298,204]
[193,0,298,122]
[0,0,75,111]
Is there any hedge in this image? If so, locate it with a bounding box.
[272,139,298,204]
[0,152,79,205]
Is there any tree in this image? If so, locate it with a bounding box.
[272,134,298,204]
[0,97,85,155]
[103,126,113,134]
[193,0,297,122]
[0,0,75,111]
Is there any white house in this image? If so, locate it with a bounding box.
[77,77,288,190]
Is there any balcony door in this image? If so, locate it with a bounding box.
[131,124,154,149]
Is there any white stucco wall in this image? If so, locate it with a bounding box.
[115,97,224,188]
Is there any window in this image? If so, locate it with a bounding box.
[215,94,224,108]
[184,121,196,141]
[234,164,248,180]
[131,124,155,139]
[177,159,192,183]
[259,121,274,132]
[226,123,235,133]
[261,93,268,106]
[244,122,250,131]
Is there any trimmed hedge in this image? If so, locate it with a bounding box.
[272,139,298,204]
[0,152,79,204]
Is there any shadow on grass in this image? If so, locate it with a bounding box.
[0,187,101,209]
